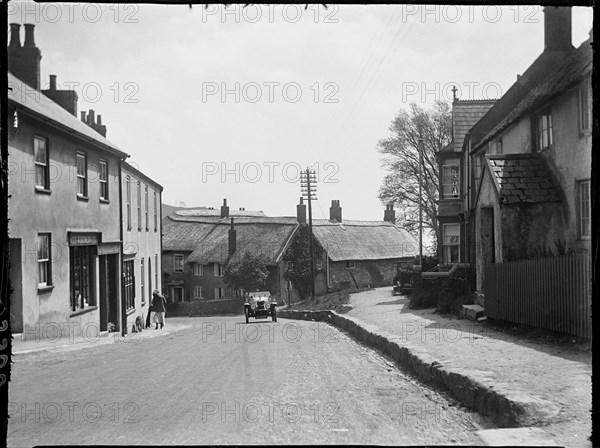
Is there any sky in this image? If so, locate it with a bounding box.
[8,2,594,222]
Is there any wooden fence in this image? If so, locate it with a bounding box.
[484,253,592,339]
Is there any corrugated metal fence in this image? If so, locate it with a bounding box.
[484,253,592,339]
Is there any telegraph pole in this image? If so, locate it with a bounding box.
[300,168,317,299]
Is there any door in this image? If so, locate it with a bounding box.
[480,207,495,289]
[107,255,119,331]
[9,239,23,333]
[99,255,109,331]
[172,287,183,302]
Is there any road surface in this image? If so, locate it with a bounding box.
[8,316,494,445]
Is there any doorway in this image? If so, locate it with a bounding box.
[99,254,119,332]
[9,239,23,333]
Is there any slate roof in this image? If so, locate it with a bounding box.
[162,214,298,265]
[452,100,496,152]
[311,220,418,262]
[485,154,562,204]
[477,38,592,149]
[8,72,127,159]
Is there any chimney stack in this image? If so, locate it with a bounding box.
[329,200,342,223]
[81,111,87,122]
[9,24,21,48]
[228,218,237,258]
[42,75,79,116]
[221,198,229,218]
[297,197,307,224]
[8,23,42,90]
[384,203,396,224]
[544,7,573,51]
[23,23,36,47]
[87,109,95,125]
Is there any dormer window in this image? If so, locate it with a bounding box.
[536,111,553,151]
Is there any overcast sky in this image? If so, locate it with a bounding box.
[8,2,593,221]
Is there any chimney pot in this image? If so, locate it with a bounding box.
[9,23,21,48]
[23,23,36,48]
[97,115,102,125]
[49,75,57,90]
[88,109,95,124]
[81,111,86,122]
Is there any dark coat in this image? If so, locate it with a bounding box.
[152,292,167,313]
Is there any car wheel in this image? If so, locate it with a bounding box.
[245,308,250,323]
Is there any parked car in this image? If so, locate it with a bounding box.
[393,262,414,295]
[244,291,277,323]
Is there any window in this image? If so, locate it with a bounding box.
[99,160,108,200]
[236,289,245,298]
[579,84,591,133]
[34,136,49,189]
[76,152,87,197]
[153,190,158,231]
[537,112,553,150]
[137,181,142,230]
[442,163,460,198]
[123,260,135,311]
[495,139,503,155]
[194,263,204,276]
[214,263,223,277]
[140,258,145,305]
[37,233,51,287]
[144,185,149,230]
[126,176,132,229]
[346,260,355,269]
[287,261,294,271]
[173,254,184,273]
[443,223,460,264]
[194,286,203,299]
[578,180,591,238]
[214,288,224,299]
[70,245,95,311]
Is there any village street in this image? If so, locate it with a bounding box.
[8,316,494,446]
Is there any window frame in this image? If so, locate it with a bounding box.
[214,287,223,299]
[126,176,132,230]
[194,263,204,276]
[346,260,355,269]
[442,223,461,264]
[34,136,49,190]
[442,162,460,199]
[194,285,203,299]
[137,181,142,230]
[578,180,591,239]
[214,263,223,277]
[123,260,135,311]
[99,159,109,201]
[173,254,184,273]
[579,84,591,134]
[37,233,52,288]
[536,111,553,151]
[153,190,158,231]
[76,151,88,198]
[70,245,96,312]
[144,184,149,231]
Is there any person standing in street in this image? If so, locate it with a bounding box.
[152,289,167,329]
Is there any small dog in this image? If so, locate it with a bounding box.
[134,316,144,333]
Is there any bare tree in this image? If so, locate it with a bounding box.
[377,101,452,256]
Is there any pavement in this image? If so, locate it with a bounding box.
[12,318,193,356]
[279,287,592,447]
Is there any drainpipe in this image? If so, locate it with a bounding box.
[118,158,126,337]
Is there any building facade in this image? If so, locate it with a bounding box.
[121,162,163,333]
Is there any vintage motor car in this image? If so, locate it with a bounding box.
[244,291,277,323]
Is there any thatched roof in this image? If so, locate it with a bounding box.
[311,220,418,262]
[162,213,298,265]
